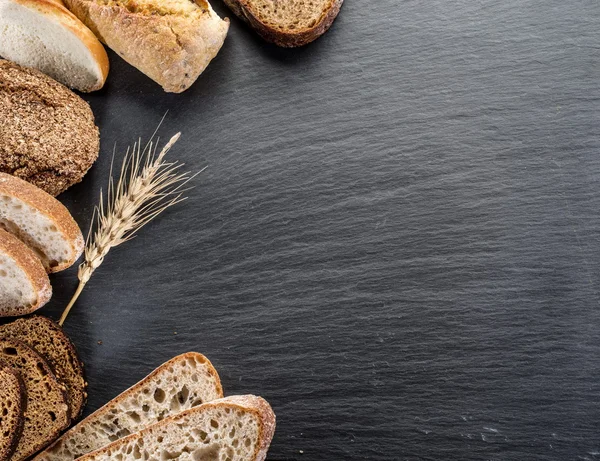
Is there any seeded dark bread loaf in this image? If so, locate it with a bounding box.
[0,228,51,317]
[75,395,276,461]
[35,352,223,461]
[0,360,25,461]
[0,316,86,421]
[0,173,84,272]
[223,0,343,47]
[0,339,70,461]
[0,59,100,196]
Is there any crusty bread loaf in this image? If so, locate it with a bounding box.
[35,352,223,461]
[0,0,109,91]
[0,316,87,421]
[0,339,70,461]
[63,0,229,92]
[223,0,343,47]
[0,173,84,272]
[75,395,275,461]
[0,59,100,196]
[0,360,25,461]
[0,228,51,317]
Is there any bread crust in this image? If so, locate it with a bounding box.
[64,0,229,92]
[0,360,26,461]
[1,0,109,91]
[0,229,51,316]
[223,0,343,47]
[0,173,84,273]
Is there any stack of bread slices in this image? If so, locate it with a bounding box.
[0,172,84,317]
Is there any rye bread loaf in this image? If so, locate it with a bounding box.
[0,228,51,317]
[0,316,87,421]
[0,59,100,196]
[0,173,84,272]
[75,395,275,461]
[35,352,223,461]
[0,360,25,461]
[0,339,70,461]
[223,0,343,47]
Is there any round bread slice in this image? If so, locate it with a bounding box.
[0,0,109,92]
[0,339,70,461]
[0,360,26,461]
[0,173,84,272]
[0,59,100,196]
[0,228,51,317]
[0,316,86,421]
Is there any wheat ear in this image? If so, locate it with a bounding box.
[59,133,198,326]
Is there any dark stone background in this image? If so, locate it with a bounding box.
[40,0,600,459]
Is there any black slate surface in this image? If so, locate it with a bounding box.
[32,0,600,459]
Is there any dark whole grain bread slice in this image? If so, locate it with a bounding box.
[0,360,25,461]
[0,339,70,461]
[0,316,86,421]
[223,0,343,47]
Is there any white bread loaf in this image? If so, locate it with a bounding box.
[0,173,84,273]
[0,0,109,92]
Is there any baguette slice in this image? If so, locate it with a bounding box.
[76,395,275,461]
[35,352,224,461]
[0,316,86,421]
[0,228,51,317]
[63,0,228,93]
[0,0,109,91]
[223,0,343,47]
[0,360,25,461]
[0,339,70,461]
[0,173,84,273]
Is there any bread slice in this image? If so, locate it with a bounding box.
[0,360,25,461]
[34,352,224,461]
[0,173,84,273]
[223,0,343,47]
[63,0,228,93]
[0,228,51,317]
[74,395,275,461]
[0,316,86,421]
[0,339,70,461]
[0,0,109,91]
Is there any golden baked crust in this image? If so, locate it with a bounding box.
[0,59,100,196]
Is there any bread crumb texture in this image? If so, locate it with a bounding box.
[243,0,333,31]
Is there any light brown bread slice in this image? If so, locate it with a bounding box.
[0,173,84,272]
[63,0,229,92]
[0,316,87,421]
[34,352,223,461]
[0,228,51,317]
[76,395,275,461]
[0,360,25,461]
[223,0,343,47]
[0,339,70,461]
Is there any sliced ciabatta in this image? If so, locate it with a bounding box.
[223,0,343,47]
[0,228,51,317]
[0,339,70,461]
[0,0,109,91]
[35,352,223,461]
[75,395,275,461]
[0,173,84,273]
[0,316,86,421]
[0,360,25,461]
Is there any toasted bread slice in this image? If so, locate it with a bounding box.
[0,173,84,273]
[0,360,25,461]
[223,0,343,47]
[0,0,109,91]
[34,352,223,461]
[0,339,70,461]
[0,316,86,421]
[75,395,275,461]
[0,228,51,317]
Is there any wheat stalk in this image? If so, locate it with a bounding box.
[59,133,198,326]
